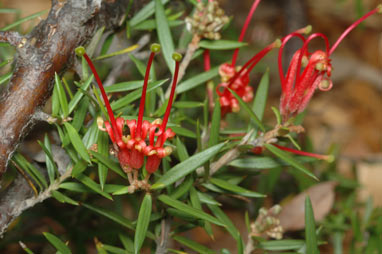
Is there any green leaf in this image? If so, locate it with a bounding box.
[207,204,243,253]
[175,137,189,161]
[228,89,265,132]
[252,69,269,122]
[75,174,112,200]
[1,10,48,31]
[197,192,221,206]
[189,187,214,238]
[71,159,88,177]
[0,72,11,85]
[199,40,247,50]
[133,19,183,30]
[176,66,219,94]
[63,122,91,163]
[151,143,225,189]
[208,99,221,148]
[94,44,138,61]
[43,232,71,254]
[259,240,305,251]
[71,96,90,131]
[82,203,135,231]
[173,101,204,109]
[111,79,167,111]
[12,153,47,190]
[170,175,193,200]
[68,75,93,114]
[90,151,127,179]
[59,182,91,193]
[55,73,69,117]
[129,0,169,27]
[51,190,79,206]
[134,194,152,254]
[229,156,317,169]
[38,136,59,184]
[264,144,318,181]
[172,235,215,254]
[158,195,224,226]
[104,79,162,93]
[155,0,175,73]
[82,120,100,149]
[209,178,265,198]
[271,106,282,125]
[170,126,196,138]
[305,196,319,254]
[97,131,109,189]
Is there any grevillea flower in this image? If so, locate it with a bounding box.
[75,44,181,176]
[216,0,281,116]
[278,5,381,121]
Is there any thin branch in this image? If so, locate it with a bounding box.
[0,31,24,47]
[164,34,201,98]
[155,218,172,254]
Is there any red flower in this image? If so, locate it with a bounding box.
[76,44,181,175]
[278,5,381,121]
[216,0,279,116]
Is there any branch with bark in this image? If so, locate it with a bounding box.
[0,0,132,177]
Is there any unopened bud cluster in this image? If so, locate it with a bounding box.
[250,205,283,240]
[185,1,229,40]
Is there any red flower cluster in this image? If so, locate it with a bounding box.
[278,5,381,121]
[214,0,277,116]
[76,44,181,175]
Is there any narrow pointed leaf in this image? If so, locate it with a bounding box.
[68,75,93,114]
[259,240,305,251]
[55,73,69,117]
[90,151,127,179]
[51,190,79,206]
[1,10,48,31]
[158,195,224,226]
[210,178,265,198]
[252,69,269,122]
[172,235,215,254]
[155,0,175,73]
[82,203,135,231]
[305,196,319,254]
[0,72,11,85]
[151,143,225,189]
[75,174,112,200]
[228,89,265,131]
[208,99,221,148]
[129,0,169,27]
[264,144,318,181]
[64,122,91,162]
[43,232,71,254]
[199,40,247,50]
[134,194,152,254]
[176,66,219,94]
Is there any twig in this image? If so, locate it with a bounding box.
[0,146,72,237]
[0,31,25,48]
[196,130,254,176]
[155,218,172,254]
[164,34,201,99]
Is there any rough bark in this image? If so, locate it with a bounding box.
[0,0,132,177]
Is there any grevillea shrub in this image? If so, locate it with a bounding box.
[1,1,381,253]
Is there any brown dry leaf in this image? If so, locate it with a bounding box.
[279,181,337,231]
[357,162,382,207]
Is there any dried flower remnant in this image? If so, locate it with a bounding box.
[185,0,229,40]
[76,44,182,192]
[250,205,283,239]
[278,5,382,121]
